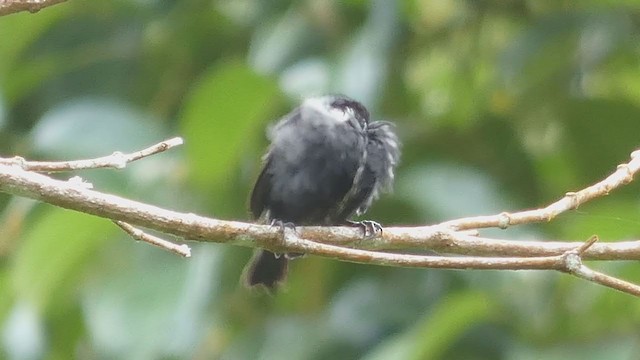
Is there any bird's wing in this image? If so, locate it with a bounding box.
[331,159,376,221]
[249,154,273,220]
[365,121,400,193]
[346,121,401,218]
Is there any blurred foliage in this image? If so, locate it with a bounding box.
[1,0,640,359]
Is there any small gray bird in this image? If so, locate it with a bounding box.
[244,95,400,291]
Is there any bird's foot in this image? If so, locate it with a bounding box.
[269,220,304,259]
[269,219,296,233]
[346,220,383,239]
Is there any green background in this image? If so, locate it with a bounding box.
[1,0,640,359]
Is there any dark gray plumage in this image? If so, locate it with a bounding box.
[244,95,400,291]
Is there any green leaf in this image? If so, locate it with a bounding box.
[81,243,197,358]
[180,61,281,190]
[31,98,164,159]
[410,291,494,359]
[0,5,71,80]
[364,291,494,360]
[11,208,114,310]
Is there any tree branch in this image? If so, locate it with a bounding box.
[114,221,191,258]
[1,139,640,297]
[0,0,67,16]
[439,150,640,231]
[0,137,183,171]
[558,236,640,296]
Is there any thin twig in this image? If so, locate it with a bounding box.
[575,235,600,254]
[439,150,640,231]
[569,266,640,297]
[284,231,640,297]
[0,137,183,172]
[114,221,191,258]
[559,236,640,296]
[286,233,640,297]
[281,230,566,270]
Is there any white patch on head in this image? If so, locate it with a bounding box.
[388,139,399,152]
[303,97,352,123]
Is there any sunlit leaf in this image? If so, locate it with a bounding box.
[180,61,281,190]
[2,301,45,360]
[335,0,398,107]
[82,244,218,358]
[397,163,509,221]
[31,98,164,159]
[248,9,313,74]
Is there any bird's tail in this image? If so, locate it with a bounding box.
[244,249,289,292]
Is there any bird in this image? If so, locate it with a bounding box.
[244,94,400,291]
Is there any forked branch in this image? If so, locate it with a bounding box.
[1,138,639,297]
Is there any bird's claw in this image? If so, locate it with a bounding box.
[270,219,296,233]
[269,220,303,258]
[347,220,383,239]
